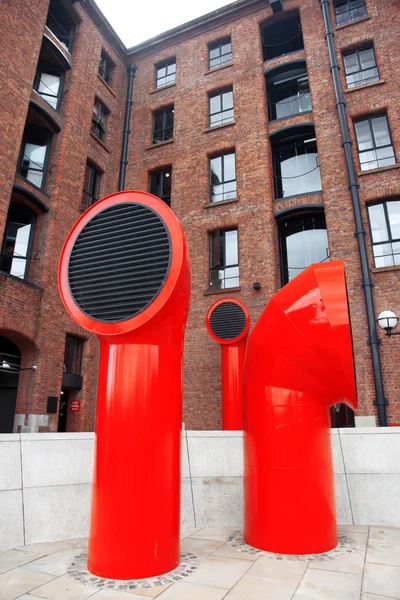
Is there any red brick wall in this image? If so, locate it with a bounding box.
[0,0,126,432]
[0,0,399,431]
[126,0,400,428]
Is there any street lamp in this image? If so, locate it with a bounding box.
[377,310,400,337]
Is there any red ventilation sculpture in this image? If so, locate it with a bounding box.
[59,190,190,579]
[206,299,250,429]
[243,261,357,554]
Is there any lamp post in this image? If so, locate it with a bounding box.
[377,311,400,337]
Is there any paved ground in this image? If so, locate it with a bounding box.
[0,525,399,599]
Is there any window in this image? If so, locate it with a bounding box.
[266,65,311,121]
[209,228,239,290]
[209,89,234,127]
[152,107,174,143]
[209,152,236,202]
[208,39,232,70]
[343,46,379,88]
[156,59,176,88]
[82,163,101,210]
[278,212,329,285]
[91,99,108,141]
[354,115,395,171]
[18,125,51,189]
[334,0,367,26]
[46,0,75,52]
[1,204,36,280]
[368,201,400,268]
[149,167,172,206]
[64,335,83,375]
[272,128,322,199]
[99,50,114,87]
[261,13,304,62]
[34,70,62,110]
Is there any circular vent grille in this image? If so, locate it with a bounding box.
[68,203,171,323]
[209,302,246,341]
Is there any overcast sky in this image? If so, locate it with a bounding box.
[94,0,235,47]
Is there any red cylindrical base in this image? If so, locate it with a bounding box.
[244,387,337,554]
[87,339,182,580]
[221,343,245,430]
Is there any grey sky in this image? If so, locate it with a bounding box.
[94,0,235,47]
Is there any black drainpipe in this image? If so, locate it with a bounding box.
[118,63,137,191]
[320,0,387,426]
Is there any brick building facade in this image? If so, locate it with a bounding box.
[0,0,399,432]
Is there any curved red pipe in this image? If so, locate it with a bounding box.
[206,299,250,430]
[243,261,357,554]
[59,190,190,579]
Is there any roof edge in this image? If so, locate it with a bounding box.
[126,0,265,56]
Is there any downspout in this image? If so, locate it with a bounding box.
[320,0,388,426]
[118,63,137,191]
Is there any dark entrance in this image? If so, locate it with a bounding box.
[0,336,21,433]
[57,389,70,432]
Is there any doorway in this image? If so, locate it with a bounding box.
[57,389,69,432]
[0,336,21,433]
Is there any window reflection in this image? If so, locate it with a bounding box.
[273,131,322,199]
[1,204,36,280]
[278,212,329,285]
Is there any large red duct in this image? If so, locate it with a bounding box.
[58,190,190,579]
[243,261,357,554]
[206,299,250,430]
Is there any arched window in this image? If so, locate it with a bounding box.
[1,204,36,280]
[266,62,311,121]
[278,210,329,285]
[271,125,322,199]
[261,12,304,61]
[0,336,21,434]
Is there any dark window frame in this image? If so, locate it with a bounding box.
[64,335,84,376]
[91,98,109,141]
[266,65,311,121]
[46,0,76,52]
[33,68,64,111]
[149,167,172,206]
[333,0,368,26]
[152,106,174,144]
[354,114,396,172]
[0,203,37,281]
[82,163,101,211]
[208,38,232,70]
[261,14,304,62]
[272,130,321,199]
[209,89,234,127]
[18,125,52,191]
[98,50,114,87]
[342,44,379,89]
[367,200,400,268]
[209,227,239,291]
[209,151,237,203]
[278,210,329,286]
[155,58,176,89]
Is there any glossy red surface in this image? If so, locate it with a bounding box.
[58,191,191,580]
[243,261,357,554]
[206,299,250,430]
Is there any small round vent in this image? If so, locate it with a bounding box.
[68,203,171,323]
[209,301,246,341]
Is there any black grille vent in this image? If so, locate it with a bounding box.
[210,302,246,340]
[68,203,171,322]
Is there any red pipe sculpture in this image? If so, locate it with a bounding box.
[58,190,190,580]
[243,261,357,554]
[206,299,250,430]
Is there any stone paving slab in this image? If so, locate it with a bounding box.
[0,526,398,600]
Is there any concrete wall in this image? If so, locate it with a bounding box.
[1,428,399,551]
